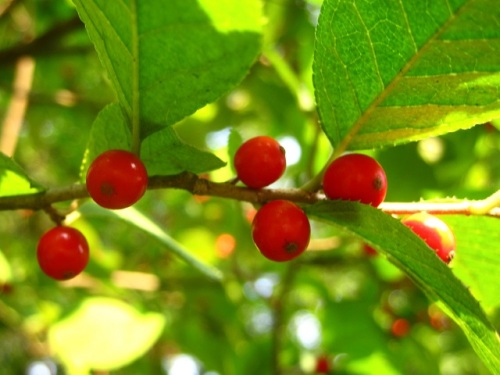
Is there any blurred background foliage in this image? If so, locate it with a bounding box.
[0,0,498,374]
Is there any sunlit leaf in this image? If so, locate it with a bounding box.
[313,0,500,150]
[48,297,165,373]
[443,215,500,312]
[73,0,262,139]
[306,200,500,374]
[0,153,44,197]
[78,203,223,281]
[0,250,12,283]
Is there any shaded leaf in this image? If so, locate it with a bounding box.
[306,200,500,374]
[227,128,243,173]
[313,0,500,150]
[80,103,132,180]
[141,128,225,175]
[81,103,225,177]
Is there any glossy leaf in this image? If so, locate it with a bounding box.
[73,0,262,139]
[313,0,500,150]
[306,200,500,374]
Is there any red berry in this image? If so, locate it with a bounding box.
[363,244,378,256]
[86,150,148,209]
[391,318,410,337]
[37,226,89,280]
[234,136,286,189]
[252,200,310,262]
[402,212,455,264]
[314,355,331,374]
[322,153,387,207]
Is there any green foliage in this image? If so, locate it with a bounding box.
[306,201,500,372]
[0,153,44,196]
[445,215,500,312]
[48,297,165,374]
[73,0,262,165]
[314,0,500,150]
[0,0,498,375]
[78,203,223,281]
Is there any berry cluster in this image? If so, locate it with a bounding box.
[37,150,149,280]
[235,138,389,263]
[235,138,457,265]
[233,136,311,262]
[35,139,456,279]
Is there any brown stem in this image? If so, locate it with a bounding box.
[1,56,35,156]
[0,0,21,20]
[42,205,66,226]
[0,173,498,218]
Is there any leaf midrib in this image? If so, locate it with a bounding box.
[131,0,141,152]
[335,0,472,155]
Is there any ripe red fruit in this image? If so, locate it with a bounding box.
[37,226,89,280]
[234,136,286,189]
[391,318,410,337]
[252,200,310,262]
[363,244,378,256]
[322,153,387,207]
[314,355,331,374]
[402,212,456,263]
[86,150,148,209]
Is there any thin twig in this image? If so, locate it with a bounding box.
[0,173,498,218]
[0,56,35,156]
[0,0,20,21]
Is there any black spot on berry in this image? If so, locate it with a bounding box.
[373,176,383,191]
[284,241,298,254]
[101,182,115,196]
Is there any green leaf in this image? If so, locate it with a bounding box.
[78,203,223,281]
[48,297,165,373]
[0,153,44,197]
[81,103,225,177]
[443,215,500,312]
[313,0,500,150]
[73,0,262,139]
[0,250,12,284]
[227,128,243,173]
[141,127,225,175]
[80,103,132,179]
[306,201,500,374]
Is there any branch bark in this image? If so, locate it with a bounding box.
[0,172,498,218]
